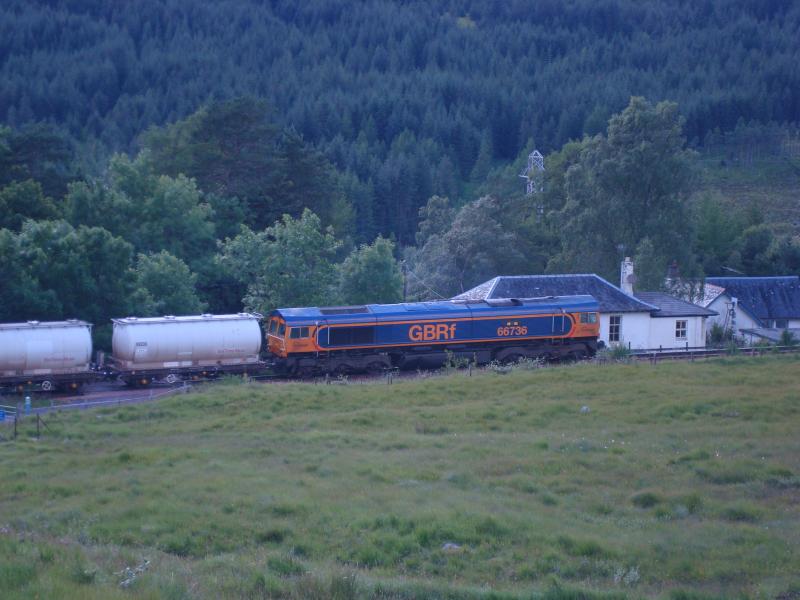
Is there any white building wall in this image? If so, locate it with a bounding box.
[707,294,761,337]
[790,319,800,328]
[599,312,651,350]
[648,316,708,349]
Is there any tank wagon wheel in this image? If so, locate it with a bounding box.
[165,373,180,384]
[40,380,55,392]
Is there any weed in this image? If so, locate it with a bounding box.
[474,516,509,539]
[670,449,711,464]
[68,559,96,585]
[0,562,37,591]
[695,461,761,484]
[557,535,611,559]
[720,503,761,522]
[268,554,305,577]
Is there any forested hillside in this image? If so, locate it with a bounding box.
[3,0,800,240]
[1,1,799,345]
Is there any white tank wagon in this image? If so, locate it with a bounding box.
[0,320,94,392]
[109,313,264,385]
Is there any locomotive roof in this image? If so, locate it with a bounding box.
[271,295,598,326]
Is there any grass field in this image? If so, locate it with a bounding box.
[1,356,799,599]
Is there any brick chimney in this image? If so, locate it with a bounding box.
[620,256,635,295]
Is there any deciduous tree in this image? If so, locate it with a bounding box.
[338,236,403,305]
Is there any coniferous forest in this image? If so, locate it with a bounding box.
[2,0,800,346]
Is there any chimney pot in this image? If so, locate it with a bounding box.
[620,257,635,295]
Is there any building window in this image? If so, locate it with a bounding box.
[774,319,788,329]
[609,316,621,342]
[676,320,687,339]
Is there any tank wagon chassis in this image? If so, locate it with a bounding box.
[104,361,264,387]
[0,372,97,394]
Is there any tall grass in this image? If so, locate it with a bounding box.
[1,355,798,599]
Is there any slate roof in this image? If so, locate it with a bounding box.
[454,274,658,313]
[634,292,718,318]
[705,276,800,322]
[739,328,800,343]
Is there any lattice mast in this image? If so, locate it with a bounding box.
[519,149,545,217]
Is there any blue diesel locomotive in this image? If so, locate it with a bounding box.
[266,295,600,375]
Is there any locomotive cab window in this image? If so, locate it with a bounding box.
[268,319,278,334]
[277,322,286,337]
[580,312,598,324]
[289,326,310,339]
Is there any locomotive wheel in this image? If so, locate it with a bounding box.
[297,366,317,379]
[333,364,352,377]
[566,349,587,362]
[365,361,386,374]
[500,353,525,366]
[165,373,180,384]
[40,380,54,392]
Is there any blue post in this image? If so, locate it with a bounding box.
[0,409,5,422]
[24,396,32,415]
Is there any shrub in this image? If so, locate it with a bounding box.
[779,329,797,347]
[707,322,732,347]
[257,528,289,544]
[631,491,662,508]
[600,344,632,362]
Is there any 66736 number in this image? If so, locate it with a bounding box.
[497,326,528,336]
